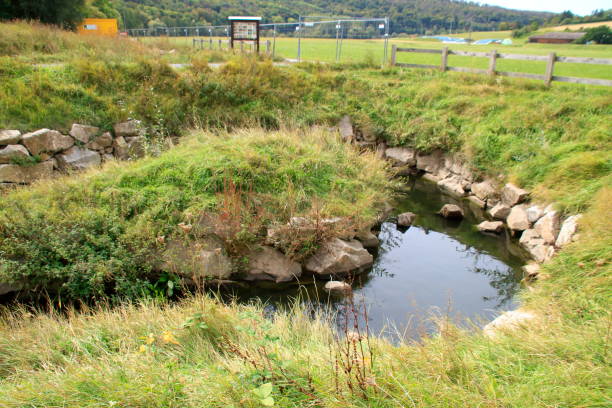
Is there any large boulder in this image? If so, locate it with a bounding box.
[526,205,545,224]
[245,246,302,283]
[534,210,561,245]
[501,183,529,206]
[22,129,74,156]
[416,150,445,176]
[113,136,129,159]
[113,120,142,138]
[126,136,145,158]
[466,195,486,209]
[338,115,354,143]
[519,229,555,263]
[0,130,21,145]
[69,124,99,143]
[0,281,23,296]
[304,238,373,276]
[477,221,504,234]
[488,203,511,221]
[355,230,379,248]
[87,132,113,151]
[483,309,537,338]
[397,212,417,227]
[437,176,465,197]
[471,180,497,201]
[437,204,464,219]
[555,214,582,248]
[506,205,530,231]
[0,160,54,183]
[162,238,232,280]
[57,146,101,170]
[443,155,474,182]
[0,144,30,164]
[385,147,416,167]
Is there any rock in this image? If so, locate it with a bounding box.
[437,204,464,219]
[324,281,352,294]
[245,246,302,283]
[477,221,504,234]
[526,205,545,223]
[483,309,537,338]
[69,124,99,143]
[466,195,486,209]
[471,180,497,201]
[56,146,101,170]
[555,215,582,248]
[522,263,541,279]
[375,143,386,159]
[534,210,560,245]
[488,203,511,221]
[126,136,145,158]
[102,154,115,162]
[421,173,441,183]
[0,160,54,183]
[437,176,465,197]
[397,212,417,227]
[501,183,529,206]
[0,281,22,296]
[355,230,379,248]
[443,156,474,182]
[0,130,21,145]
[113,120,141,138]
[113,136,129,159]
[506,205,530,231]
[385,147,416,167]
[0,145,30,164]
[519,229,555,263]
[22,129,74,156]
[87,132,113,151]
[163,239,232,280]
[304,238,373,276]
[416,150,445,176]
[338,115,354,143]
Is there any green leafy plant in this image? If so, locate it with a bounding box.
[252,383,275,407]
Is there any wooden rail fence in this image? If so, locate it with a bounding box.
[390,45,612,87]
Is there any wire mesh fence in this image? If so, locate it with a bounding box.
[126,17,390,64]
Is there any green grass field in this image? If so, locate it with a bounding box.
[150,35,612,81]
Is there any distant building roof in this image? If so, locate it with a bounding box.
[529,32,586,40]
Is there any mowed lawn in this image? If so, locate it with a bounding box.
[146,35,612,80]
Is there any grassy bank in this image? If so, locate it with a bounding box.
[0,128,391,300]
[0,189,609,406]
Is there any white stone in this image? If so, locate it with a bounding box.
[506,205,530,231]
[0,160,54,183]
[0,130,21,145]
[0,144,30,164]
[477,221,504,233]
[338,115,353,142]
[555,215,582,248]
[483,309,537,338]
[471,180,497,201]
[526,205,545,223]
[22,129,74,156]
[324,281,352,294]
[437,176,466,197]
[397,212,417,227]
[534,210,561,245]
[69,124,99,143]
[501,183,529,206]
[385,147,416,167]
[245,246,302,283]
[113,120,141,138]
[438,204,464,219]
[488,203,511,221]
[57,146,101,170]
[304,238,373,276]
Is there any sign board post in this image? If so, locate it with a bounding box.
[228,16,262,53]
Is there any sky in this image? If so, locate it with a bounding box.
[482,0,610,16]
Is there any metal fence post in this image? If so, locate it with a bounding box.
[272,24,277,58]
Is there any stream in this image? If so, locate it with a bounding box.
[226,177,527,341]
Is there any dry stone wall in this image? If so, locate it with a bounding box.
[0,120,145,188]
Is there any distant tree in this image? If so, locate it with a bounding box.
[0,0,86,29]
[576,26,612,44]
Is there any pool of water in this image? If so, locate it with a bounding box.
[225,178,527,340]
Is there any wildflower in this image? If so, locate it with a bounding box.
[139,345,147,353]
[161,330,180,345]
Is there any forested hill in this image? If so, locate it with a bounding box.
[111,0,552,34]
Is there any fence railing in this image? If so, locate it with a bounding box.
[390,46,612,87]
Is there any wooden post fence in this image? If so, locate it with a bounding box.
[390,47,612,87]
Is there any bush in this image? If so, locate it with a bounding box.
[575,25,612,44]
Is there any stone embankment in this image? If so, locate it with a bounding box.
[0,120,145,188]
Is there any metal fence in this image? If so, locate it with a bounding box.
[126,17,390,64]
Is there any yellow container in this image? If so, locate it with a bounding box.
[77,18,118,36]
